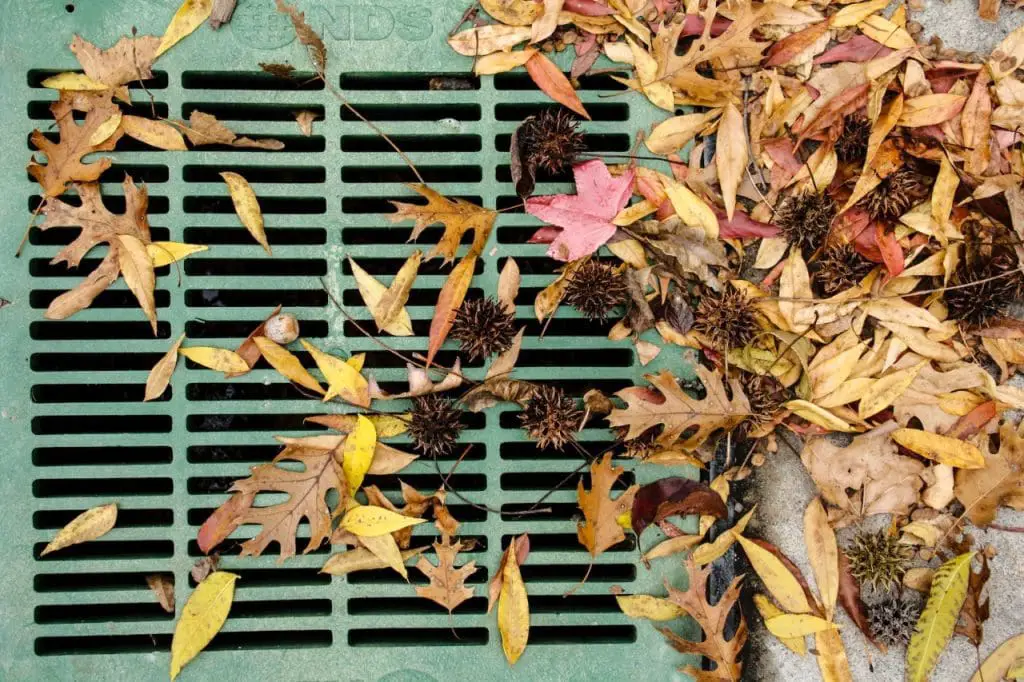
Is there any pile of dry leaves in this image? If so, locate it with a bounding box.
[28,0,1024,680]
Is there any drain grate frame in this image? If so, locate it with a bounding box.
[0,1,703,680]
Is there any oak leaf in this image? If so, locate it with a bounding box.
[576,454,639,558]
[415,535,479,614]
[607,365,750,451]
[389,185,496,262]
[954,419,1024,526]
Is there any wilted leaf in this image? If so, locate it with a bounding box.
[197,491,253,554]
[69,34,160,87]
[358,533,409,579]
[321,546,426,577]
[755,593,806,655]
[488,534,530,613]
[169,571,237,680]
[693,506,755,566]
[765,613,835,638]
[971,633,1024,682]
[180,110,284,150]
[42,503,117,556]
[804,498,838,620]
[350,258,414,336]
[220,172,270,255]
[732,533,811,614]
[275,0,326,72]
[716,102,747,221]
[148,241,208,267]
[907,552,976,682]
[121,115,188,150]
[40,72,109,91]
[891,428,985,469]
[294,110,316,136]
[448,24,533,56]
[116,234,158,334]
[616,594,686,621]
[630,477,727,537]
[898,94,967,127]
[427,255,476,366]
[145,334,185,401]
[645,111,720,155]
[955,419,1024,526]
[497,258,520,315]
[475,47,538,75]
[374,251,421,330]
[157,0,213,57]
[252,336,324,394]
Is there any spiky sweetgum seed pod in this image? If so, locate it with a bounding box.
[741,373,788,427]
[450,297,517,361]
[693,287,759,351]
[836,115,871,163]
[860,167,930,221]
[564,260,629,320]
[945,253,1024,326]
[775,192,837,256]
[845,530,910,594]
[618,426,663,459]
[869,594,922,647]
[519,109,587,175]
[407,395,465,458]
[519,385,583,450]
[812,244,876,296]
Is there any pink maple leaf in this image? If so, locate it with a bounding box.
[525,159,635,262]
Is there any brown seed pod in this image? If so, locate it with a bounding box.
[517,109,587,175]
[945,219,1024,326]
[811,244,876,296]
[407,395,465,458]
[845,530,911,594]
[836,115,871,163]
[741,373,788,428]
[869,594,922,647]
[860,167,930,221]
[564,260,629,321]
[450,297,517,361]
[775,192,837,256]
[693,286,759,351]
[519,385,583,450]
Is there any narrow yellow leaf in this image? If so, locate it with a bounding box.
[816,627,854,682]
[374,250,421,331]
[145,334,185,402]
[474,47,538,75]
[148,241,209,268]
[341,505,427,537]
[779,248,812,330]
[179,346,250,373]
[971,633,1024,682]
[716,102,747,221]
[350,258,414,336]
[41,72,108,91]
[116,234,158,335]
[803,498,838,620]
[732,533,811,613]
[859,361,927,419]
[498,547,530,665]
[252,336,324,394]
[832,0,889,26]
[41,503,117,556]
[347,353,366,373]
[341,415,376,495]
[641,534,703,562]
[645,110,720,155]
[89,110,123,145]
[220,172,270,255]
[122,115,188,150]
[907,552,976,682]
[321,546,426,577]
[615,594,686,621]
[157,0,213,57]
[664,178,719,238]
[859,14,916,49]
[891,428,985,468]
[931,156,958,246]
[693,506,755,565]
[301,340,370,406]
[754,594,806,655]
[169,571,238,681]
[786,400,856,432]
[765,613,836,638]
[358,533,408,579]
[809,343,864,400]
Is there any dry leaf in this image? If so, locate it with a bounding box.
[390,185,496,262]
[358,533,409,579]
[488,535,530,613]
[179,346,250,374]
[220,172,270,255]
[427,255,476,366]
[497,258,520,315]
[646,111,721,155]
[415,536,479,613]
[497,544,530,665]
[971,633,1024,682]
[733,533,812,614]
[169,571,237,680]
[448,24,533,56]
[891,428,985,469]
[374,250,421,330]
[41,503,117,556]
[116,234,158,334]
[576,454,640,558]
[525,52,591,120]
[275,0,327,72]
[252,337,324,394]
[321,546,426,577]
[147,574,175,613]
[955,419,1024,526]
[145,334,185,401]
[294,110,316,136]
[716,101,747,221]
[765,613,835,638]
[340,415,376,496]
[148,241,208,267]
[342,504,428,537]
[70,34,160,87]
[121,115,188,150]
[181,110,284,150]
[157,0,213,56]
[300,340,370,406]
[755,593,807,655]
[350,258,414,336]
[616,594,686,621]
[804,497,838,620]
[475,47,539,75]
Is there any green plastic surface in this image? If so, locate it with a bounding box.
[0,1,700,679]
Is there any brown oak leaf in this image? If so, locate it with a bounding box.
[660,557,746,682]
[415,535,478,614]
[389,185,497,263]
[38,177,152,322]
[28,91,123,197]
[70,34,160,88]
[955,420,1024,526]
[607,365,750,451]
[576,454,639,558]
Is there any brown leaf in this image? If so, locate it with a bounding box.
[427,255,476,366]
[196,491,254,554]
[764,19,832,67]
[954,420,1024,526]
[116,234,158,334]
[368,360,464,400]
[962,70,993,175]
[488,534,530,613]
[837,548,882,650]
[179,111,284,150]
[191,555,221,584]
[716,102,747,221]
[29,92,123,197]
[524,52,591,120]
[955,552,990,645]
[415,536,479,614]
[147,574,175,613]
[631,477,727,537]
[608,365,750,451]
[294,110,316,136]
[576,454,639,558]
[227,305,282,377]
[274,0,327,72]
[659,557,746,681]
[70,34,160,87]
[389,185,496,263]
[145,334,185,401]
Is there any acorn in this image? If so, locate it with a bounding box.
[775,192,837,256]
[450,297,517,361]
[860,167,930,221]
[264,313,300,344]
[407,395,465,458]
[836,115,871,163]
[564,260,629,321]
[517,109,587,175]
[519,385,583,450]
[693,286,759,351]
[845,530,911,594]
[869,594,922,647]
[811,244,876,296]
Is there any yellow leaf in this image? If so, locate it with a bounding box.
[832,0,889,26]
[341,505,427,537]
[307,413,408,438]
[862,298,943,329]
[145,334,184,402]
[448,24,533,56]
[898,94,968,128]
[716,102,747,221]
[41,72,109,91]
[116,234,158,335]
[169,571,238,680]
[179,346,250,374]
[931,156,958,246]
[803,498,838,620]
[641,534,703,562]
[220,172,270,255]
[816,627,854,682]
[892,428,985,468]
[615,594,686,621]
[859,361,927,419]
[664,178,718,238]
[347,353,366,373]
[693,506,755,565]
[41,503,117,556]
[817,377,873,409]
[971,633,1024,682]
[938,391,985,416]
[349,258,414,336]
[253,336,324,394]
[474,47,538,75]
[341,415,376,496]
[858,14,916,49]
[498,546,530,665]
[358,532,408,579]
[374,250,421,331]
[89,110,123,145]
[754,594,806,655]
[321,546,426,577]
[779,248,812,331]
[300,340,370,406]
[765,613,836,638]
[646,110,720,155]
[535,258,587,321]
[121,115,187,150]
[907,552,976,682]
[148,241,209,268]
[786,400,856,432]
[809,343,864,401]
[389,185,496,262]
[732,533,812,613]
[157,0,213,57]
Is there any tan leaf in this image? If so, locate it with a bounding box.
[427,255,476,366]
[970,633,1024,682]
[498,545,530,665]
[147,574,175,613]
[481,0,542,24]
[220,172,270,255]
[716,102,747,221]
[898,94,967,127]
[497,258,520,315]
[816,627,855,682]
[321,546,426,577]
[415,536,479,613]
[121,115,187,150]
[859,361,928,419]
[645,110,720,155]
[525,52,591,120]
[274,0,326,72]
[892,428,985,469]
[474,47,539,75]
[157,0,213,57]
[962,69,993,175]
[448,24,533,56]
[358,533,409,579]
[70,34,160,87]
[253,336,324,394]
[389,185,496,263]
[488,535,530,613]
[294,110,316,136]
[858,14,916,49]
[535,257,587,321]
[145,334,184,401]
[350,258,414,336]
[180,110,284,150]
[531,0,564,42]
[374,250,421,331]
[42,503,117,556]
[116,234,158,335]
[576,454,639,558]
[955,420,1024,526]
[179,346,250,374]
[804,498,838,620]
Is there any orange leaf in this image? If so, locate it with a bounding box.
[524,52,590,120]
[765,19,832,67]
[427,255,476,366]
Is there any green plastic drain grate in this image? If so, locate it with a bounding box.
[1,1,701,679]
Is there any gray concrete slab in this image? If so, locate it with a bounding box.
[915,0,1024,55]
